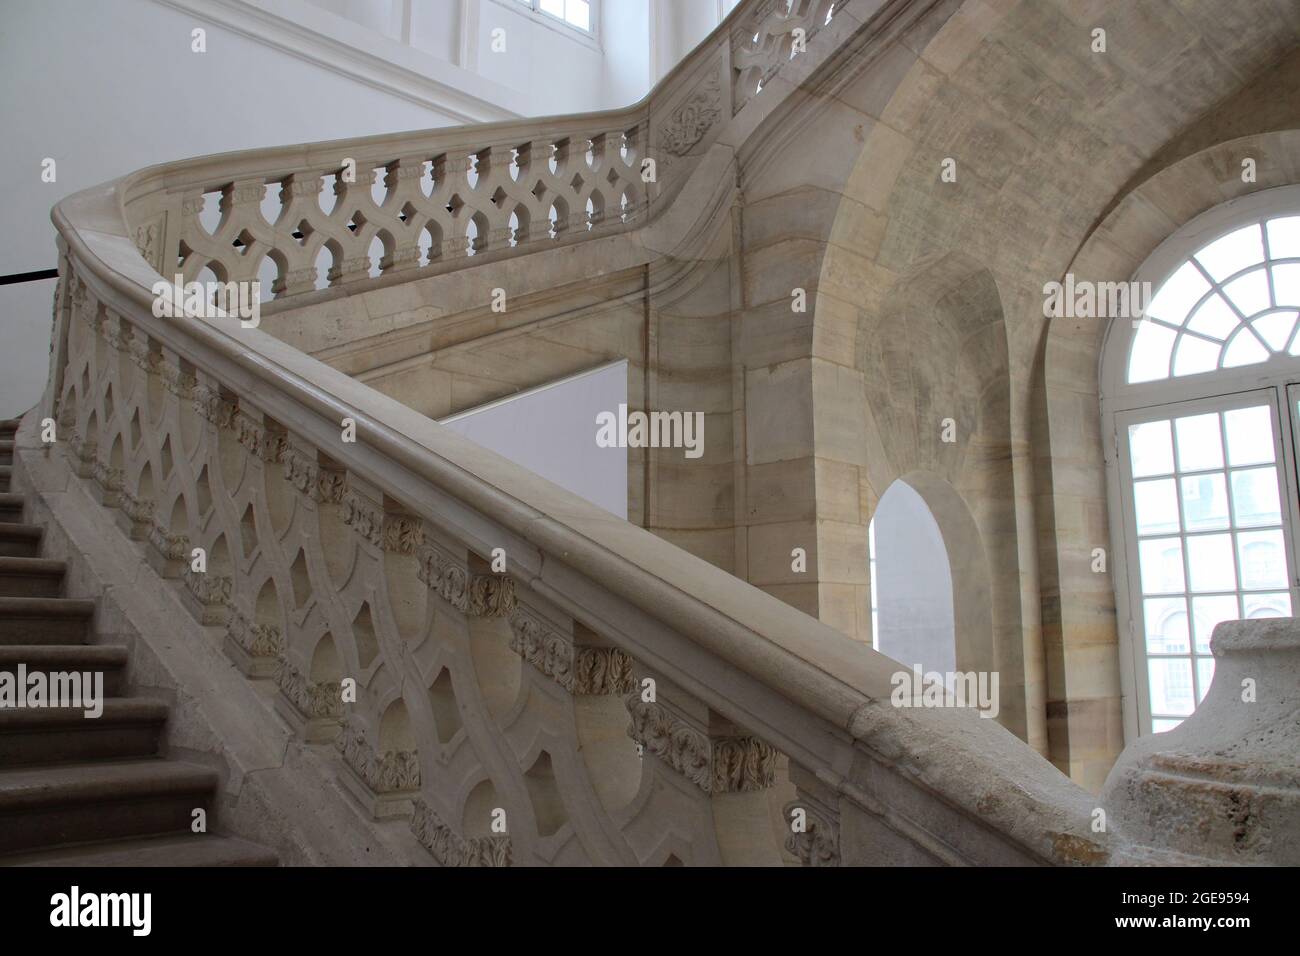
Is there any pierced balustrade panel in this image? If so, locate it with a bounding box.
[170,126,651,305]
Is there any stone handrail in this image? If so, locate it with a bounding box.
[42,0,1114,865]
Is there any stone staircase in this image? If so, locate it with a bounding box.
[0,418,276,866]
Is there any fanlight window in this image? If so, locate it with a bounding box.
[1128,216,1300,383]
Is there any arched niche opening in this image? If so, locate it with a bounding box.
[868,472,994,681]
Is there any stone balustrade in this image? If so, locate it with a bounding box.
[40,0,1230,867]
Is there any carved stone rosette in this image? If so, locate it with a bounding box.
[335,715,420,794]
[409,798,511,867]
[625,695,777,794]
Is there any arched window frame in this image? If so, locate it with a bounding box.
[1100,184,1300,742]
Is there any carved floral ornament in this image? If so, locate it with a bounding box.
[410,798,511,867]
[508,606,635,695]
[335,714,420,794]
[624,694,777,794]
[783,800,840,867]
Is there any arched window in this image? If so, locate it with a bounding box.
[1101,185,1300,736]
[867,480,956,676]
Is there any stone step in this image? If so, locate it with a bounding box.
[1,832,278,867]
[0,465,10,493]
[0,758,217,854]
[0,597,95,644]
[0,492,23,523]
[0,644,128,695]
[0,442,13,468]
[0,420,18,438]
[0,698,167,766]
[0,556,66,599]
[0,523,42,558]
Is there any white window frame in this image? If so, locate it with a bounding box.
[1101,184,1300,743]
[503,0,600,45]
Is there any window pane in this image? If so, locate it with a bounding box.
[1266,216,1300,259]
[1190,594,1237,654]
[566,0,590,29]
[1253,311,1296,351]
[1222,329,1269,367]
[1230,467,1282,527]
[1243,591,1291,619]
[1237,529,1287,590]
[1180,473,1229,531]
[1274,263,1300,309]
[1194,224,1263,282]
[1129,420,1174,477]
[1147,261,1209,324]
[1134,478,1180,535]
[540,0,564,16]
[1148,658,1196,716]
[1144,597,1188,654]
[1128,321,1177,382]
[1186,533,1236,592]
[1139,537,1185,594]
[1172,334,1220,376]
[1152,718,1183,733]
[1224,405,1274,465]
[1222,269,1272,317]
[1174,413,1223,471]
[1185,293,1239,340]
[1195,657,1215,703]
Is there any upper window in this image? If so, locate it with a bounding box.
[516,0,594,34]
[1128,215,1300,384]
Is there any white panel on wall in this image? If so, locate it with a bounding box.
[439,360,628,518]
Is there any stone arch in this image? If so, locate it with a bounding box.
[1037,129,1300,774]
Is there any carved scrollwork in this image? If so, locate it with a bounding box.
[235,411,287,463]
[148,521,189,562]
[382,514,424,554]
[192,383,237,428]
[574,646,635,695]
[417,543,469,612]
[342,490,383,546]
[508,608,574,691]
[183,566,232,607]
[783,801,840,867]
[92,460,124,493]
[120,489,156,527]
[159,362,195,398]
[625,695,777,794]
[469,574,515,618]
[410,798,511,867]
[226,609,284,659]
[274,659,342,719]
[335,715,420,793]
[660,72,722,156]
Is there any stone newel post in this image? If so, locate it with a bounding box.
[1102,617,1300,864]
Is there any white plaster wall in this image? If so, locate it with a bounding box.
[439,361,629,519]
[0,0,671,418]
[873,481,957,675]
